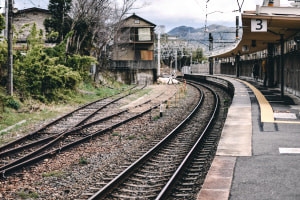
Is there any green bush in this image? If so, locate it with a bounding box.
[6,97,21,110]
[11,25,97,103]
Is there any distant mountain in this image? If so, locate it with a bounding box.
[168,24,240,51]
[168,26,197,37]
[168,24,236,39]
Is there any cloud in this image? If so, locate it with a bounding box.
[134,0,293,31]
[14,0,292,32]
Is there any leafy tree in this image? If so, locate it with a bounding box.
[27,23,44,50]
[44,0,72,42]
[0,14,6,85]
[0,41,7,86]
[14,24,96,102]
[192,48,205,63]
[0,14,5,35]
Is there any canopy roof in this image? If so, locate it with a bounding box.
[212,6,300,58]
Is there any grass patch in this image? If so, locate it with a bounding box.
[140,136,147,140]
[79,157,88,165]
[152,115,160,121]
[96,87,120,98]
[112,132,120,137]
[0,82,129,145]
[42,170,65,178]
[17,190,39,199]
[127,135,136,140]
[128,88,152,101]
[136,88,151,97]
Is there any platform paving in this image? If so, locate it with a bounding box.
[197,76,300,200]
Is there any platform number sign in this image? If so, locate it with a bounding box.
[251,19,267,32]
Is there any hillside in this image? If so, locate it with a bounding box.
[167,24,242,52]
[168,24,238,42]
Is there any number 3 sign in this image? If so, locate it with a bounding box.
[251,19,267,32]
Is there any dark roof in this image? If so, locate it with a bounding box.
[123,13,156,27]
[15,7,50,15]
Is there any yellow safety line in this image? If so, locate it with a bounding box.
[238,80,274,123]
[236,79,300,124]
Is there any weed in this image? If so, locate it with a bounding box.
[79,157,88,165]
[17,190,39,199]
[34,181,42,185]
[223,99,230,106]
[152,115,160,121]
[127,135,136,140]
[112,132,120,137]
[42,170,65,177]
[140,136,147,140]
[0,131,7,136]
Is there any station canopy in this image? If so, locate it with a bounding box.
[212,6,300,58]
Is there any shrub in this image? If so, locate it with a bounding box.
[79,157,88,165]
[6,97,21,110]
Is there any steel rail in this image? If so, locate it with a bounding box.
[0,94,157,178]
[0,85,144,158]
[155,82,220,199]
[0,85,138,152]
[0,108,129,171]
[0,88,141,169]
[88,83,204,200]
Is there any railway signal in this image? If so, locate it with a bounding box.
[209,33,213,51]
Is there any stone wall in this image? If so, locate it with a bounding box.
[103,68,157,85]
[182,63,221,75]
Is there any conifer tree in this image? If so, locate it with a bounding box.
[44,0,72,42]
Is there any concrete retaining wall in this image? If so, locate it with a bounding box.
[182,63,221,75]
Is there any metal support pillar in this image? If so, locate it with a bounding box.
[209,57,213,75]
[267,43,275,87]
[235,54,240,77]
[280,34,284,98]
[157,33,161,76]
[175,49,177,75]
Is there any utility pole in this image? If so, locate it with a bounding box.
[7,0,13,95]
[157,33,161,76]
[236,16,239,40]
[174,49,177,75]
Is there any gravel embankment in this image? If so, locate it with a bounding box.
[0,84,199,200]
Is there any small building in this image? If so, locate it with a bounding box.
[13,7,51,45]
[109,14,156,85]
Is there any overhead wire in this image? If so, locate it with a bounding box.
[236,0,245,12]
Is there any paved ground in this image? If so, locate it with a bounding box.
[198,76,300,200]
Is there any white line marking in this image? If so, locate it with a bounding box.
[279,148,300,154]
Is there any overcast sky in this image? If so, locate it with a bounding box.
[11,0,293,31]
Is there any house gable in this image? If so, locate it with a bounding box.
[122,14,156,28]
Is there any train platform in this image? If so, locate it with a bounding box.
[197,76,300,200]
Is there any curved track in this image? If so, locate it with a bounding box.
[87,81,221,199]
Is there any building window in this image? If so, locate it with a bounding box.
[134,20,140,24]
[138,28,151,41]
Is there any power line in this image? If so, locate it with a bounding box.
[236,0,245,12]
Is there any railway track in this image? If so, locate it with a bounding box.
[86,81,223,199]
[0,85,150,178]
